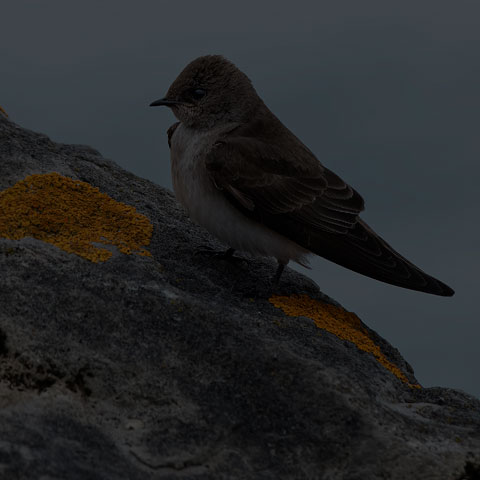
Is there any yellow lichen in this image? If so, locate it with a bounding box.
[0,172,153,262]
[0,106,7,117]
[269,294,421,388]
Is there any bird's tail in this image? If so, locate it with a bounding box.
[308,219,454,296]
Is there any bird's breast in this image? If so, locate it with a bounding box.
[169,124,217,216]
[167,124,310,266]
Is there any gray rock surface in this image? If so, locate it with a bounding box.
[0,116,479,479]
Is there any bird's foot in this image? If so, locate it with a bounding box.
[272,263,285,285]
[194,246,246,263]
[236,263,287,299]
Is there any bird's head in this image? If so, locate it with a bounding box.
[150,55,261,129]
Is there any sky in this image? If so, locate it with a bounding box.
[1,1,479,397]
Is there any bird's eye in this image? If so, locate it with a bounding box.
[191,88,206,100]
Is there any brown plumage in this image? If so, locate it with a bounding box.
[151,55,454,296]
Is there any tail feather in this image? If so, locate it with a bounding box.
[307,219,455,297]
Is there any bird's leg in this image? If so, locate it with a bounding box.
[272,262,286,285]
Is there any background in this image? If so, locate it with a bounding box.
[1,0,478,397]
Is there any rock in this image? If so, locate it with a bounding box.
[0,115,479,480]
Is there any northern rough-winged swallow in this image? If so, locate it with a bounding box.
[150,55,454,296]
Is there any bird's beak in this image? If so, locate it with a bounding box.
[149,97,184,107]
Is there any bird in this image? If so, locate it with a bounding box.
[150,55,454,297]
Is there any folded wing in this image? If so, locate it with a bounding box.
[205,120,454,296]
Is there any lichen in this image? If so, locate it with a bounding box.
[0,172,153,262]
[269,294,421,388]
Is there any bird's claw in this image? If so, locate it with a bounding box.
[194,246,246,263]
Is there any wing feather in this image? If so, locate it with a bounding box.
[206,135,363,234]
[202,113,454,296]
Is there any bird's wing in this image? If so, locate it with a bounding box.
[205,135,365,235]
[205,132,454,297]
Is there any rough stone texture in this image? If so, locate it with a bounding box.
[0,115,479,480]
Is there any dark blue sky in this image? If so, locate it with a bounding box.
[2,0,479,397]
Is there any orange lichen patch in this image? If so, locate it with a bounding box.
[269,294,421,388]
[0,172,153,262]
[0,106,7,117]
